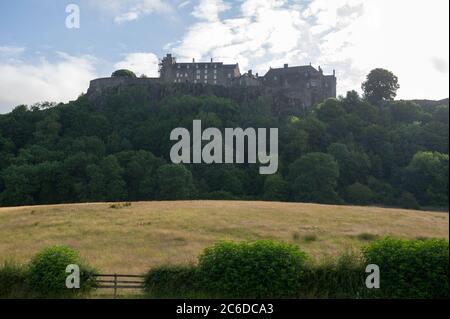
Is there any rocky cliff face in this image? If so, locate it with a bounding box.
[86,77,313,115]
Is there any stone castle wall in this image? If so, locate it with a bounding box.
[86,55,337,111]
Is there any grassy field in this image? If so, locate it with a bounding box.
[0,200,448,276]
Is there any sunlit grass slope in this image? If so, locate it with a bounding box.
[0,201,448,274]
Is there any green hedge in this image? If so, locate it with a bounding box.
[300,252,366,298]
[143,238,449,299]
[198,240,308,298]
[27,246,96,297]
[144,265,202,298]
[0,261,29,298]
[362,238,449,298]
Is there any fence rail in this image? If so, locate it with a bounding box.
[93,274,145,298]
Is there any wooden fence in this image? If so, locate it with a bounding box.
[93,274,145,298]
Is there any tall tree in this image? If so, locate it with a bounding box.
[362,68,400,105]
[288,152,340,204]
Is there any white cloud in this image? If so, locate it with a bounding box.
[0,46,26,56]
[169,0,449,99]
[178,1,191,9]
[0,53,97,113]
[87,0,174,23]
[170,0,312,71]
[114,52,160,77]
[192,0,230,22]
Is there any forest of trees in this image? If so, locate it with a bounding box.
[0,70,448,209]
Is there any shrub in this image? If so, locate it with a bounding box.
[362,238,449,298]
[27,246,96,297]
[0,261,29,298]
[111,69,136,78]
[263,174,288,201]
[346,183,375,205]
[300,251,366,298]
[144,265,200,298]
[109,202,132,209]
[398,191,421,210]
[356,233,379,241]
[198,240,308,298]
[203,191,236,200]
[303,234,318,242]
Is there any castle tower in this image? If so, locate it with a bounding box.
[159,54,177,80]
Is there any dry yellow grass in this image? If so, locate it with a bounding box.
[0,201,448,275]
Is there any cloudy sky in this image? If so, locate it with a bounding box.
[0,0,448,113]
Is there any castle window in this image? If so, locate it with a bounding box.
[214,75,217,80]
[274,76,277,81]
[196,64,199,69]
[197,70,200,74]
[185,73,188,77]
[214,80,217,84]
[177,65,181,69]
[214,69,217,74]
[205,65,208,69]
[204,70,208,74]
[205,75,208,80]
[187,65,190,69]
[311,80,317,87]
[196,75,200,80]
[204,80,207,84]
[214,64,217,69]
[228,74,232,78]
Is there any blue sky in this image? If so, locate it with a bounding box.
[0,0,449,113]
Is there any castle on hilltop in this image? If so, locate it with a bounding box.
[88,53,337,109]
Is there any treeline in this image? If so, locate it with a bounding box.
[0,83,448,209]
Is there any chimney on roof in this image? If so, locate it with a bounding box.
[284,64,288,68]
[211,58,213,63]
[248,69,252,76]
[192,58,195,63]
[333,69,336,76]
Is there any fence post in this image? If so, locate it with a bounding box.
[114,274,117,299]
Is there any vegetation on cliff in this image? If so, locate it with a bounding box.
[0,73,448,209]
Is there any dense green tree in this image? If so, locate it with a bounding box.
[288,152,340,204]
[301,116,330,152]
[327,143,371,189]
[362,68,400,105]
[0,81,447,210]
[345,183,375,205]
[403,151,449,207]
[156,164,196,200]
[202,166,248,196]
[100,155,127,201]
[116,151,165,200]
[389,101,423,123]
[398,191,420,210]
[263,174,289,201]
[111,69,136,78]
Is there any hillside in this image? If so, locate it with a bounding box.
[0,84,448,210]
[0,201,448,274]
